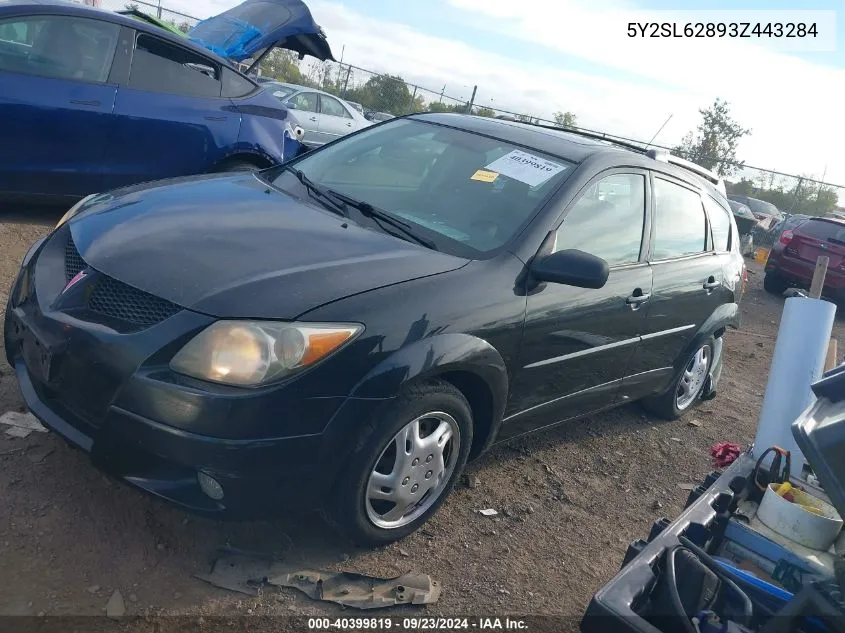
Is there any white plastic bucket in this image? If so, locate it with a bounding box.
[757,484,843,551]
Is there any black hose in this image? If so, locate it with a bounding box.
[664,545,701,633]
[679,536,755,624]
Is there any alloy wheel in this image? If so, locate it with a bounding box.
[676,345,710,411]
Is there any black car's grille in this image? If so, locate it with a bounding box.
[64,234,181,327]
[88,275,181,327]
[65,238,85,282]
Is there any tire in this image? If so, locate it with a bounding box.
[324,379,473,546]
[215,159,261,173]
[764,271,788,295]
[642,337,714,421]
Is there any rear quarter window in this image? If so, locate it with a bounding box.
[704,197,732,252]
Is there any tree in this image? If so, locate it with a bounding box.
[472,106,495,117]
[675,98,751,178]
[258,49,306,85]
[726,173,838,217]
[554,110,577,128]
[352,74,414,115]
[427,101,466,114]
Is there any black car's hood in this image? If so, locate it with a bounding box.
[68,174,467,319]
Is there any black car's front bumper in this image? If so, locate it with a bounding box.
[4,229,385,518]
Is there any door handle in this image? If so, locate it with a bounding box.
[626,291,651,306]
[204,115,227,121]
[69,99,100,106]
[309,116,318,121]
[346,122,353,127]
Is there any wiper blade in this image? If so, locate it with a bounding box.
[283,166,347,218]
[324,189,438,251]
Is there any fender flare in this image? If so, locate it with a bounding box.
[665,302,739,397]
[350,333,509,454]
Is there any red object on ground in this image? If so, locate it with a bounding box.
[711,441,742,468]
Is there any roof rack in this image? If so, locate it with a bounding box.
[514,120,727,195]
[644,148,726,195]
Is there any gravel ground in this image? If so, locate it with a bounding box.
[2,207,844,628]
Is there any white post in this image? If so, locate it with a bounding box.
[753,258,836,478]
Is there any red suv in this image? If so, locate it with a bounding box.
[764,217,845,297]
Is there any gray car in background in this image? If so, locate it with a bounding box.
[264,81,371,147]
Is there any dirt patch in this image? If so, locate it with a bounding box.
[1,210,843,623]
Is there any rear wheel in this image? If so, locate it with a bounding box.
[324,380,472,546]
[764,271,788,295]
[643,338,714,420]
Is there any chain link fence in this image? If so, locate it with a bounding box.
[75,0,844,223]
[85,0,199,31]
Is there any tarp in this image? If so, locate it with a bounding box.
[187,0,334,63]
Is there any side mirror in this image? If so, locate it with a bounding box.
[530,249,609,289]
[285,101,298,109]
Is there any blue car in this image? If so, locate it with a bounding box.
[0,0,333,205]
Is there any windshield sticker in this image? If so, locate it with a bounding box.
[484,150,567,187]
[471,169,499,183]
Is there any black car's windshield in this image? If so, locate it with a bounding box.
[272,119,575,255]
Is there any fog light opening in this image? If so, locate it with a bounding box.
[197,471,224,500]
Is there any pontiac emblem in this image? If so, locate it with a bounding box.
[63,270,87,294]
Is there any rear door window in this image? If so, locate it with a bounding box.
[0,15,119,82]
[320,95,352,118]
[129,34,221,97]
[651,177,708,259]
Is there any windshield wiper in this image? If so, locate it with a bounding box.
[323,189,438,251]
[283,166,347,218]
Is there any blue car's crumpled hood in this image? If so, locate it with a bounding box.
[187,0,334,63]
[67,174,467,320]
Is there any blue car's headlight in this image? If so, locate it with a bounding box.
[170,321,363,387]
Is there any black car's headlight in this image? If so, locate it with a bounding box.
[170,321,363,387]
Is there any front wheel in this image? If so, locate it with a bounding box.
[643,338,714,420]
[325,380,473,546]
[764,271,788,295]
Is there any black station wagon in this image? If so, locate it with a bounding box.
[5,113,745,545]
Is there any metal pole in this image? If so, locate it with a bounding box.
[788,177,804,214]
[466,85,477,114]
[816,166,828,203]
[336,45,345,87]
[156,0,162,18]
[341,65,352,98]
[408,86,418,114]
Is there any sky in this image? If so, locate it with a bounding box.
[168,0,844,188]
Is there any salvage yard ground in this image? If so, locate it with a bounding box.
[1,207,844,622]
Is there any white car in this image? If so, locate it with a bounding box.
[264,81,371,147]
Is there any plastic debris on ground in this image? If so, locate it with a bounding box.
[711,441,742,468]
[479,508,498,517]
[196,549,440,609]
[0,411,47,438]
